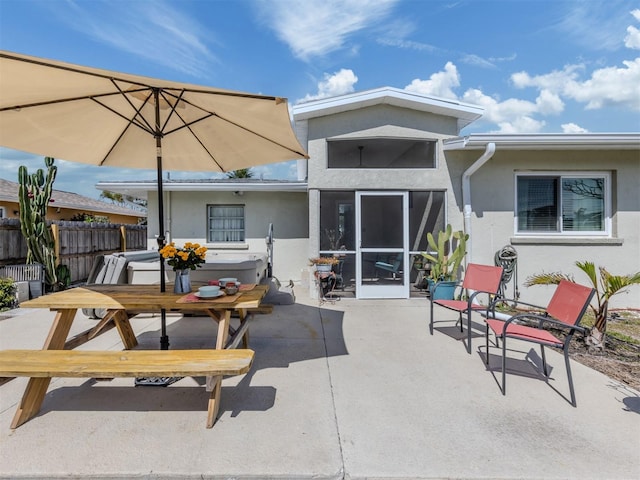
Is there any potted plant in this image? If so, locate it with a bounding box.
[420,224,469,300]
[309,256,339,274]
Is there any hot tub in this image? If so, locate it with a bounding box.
[127,252,268,285]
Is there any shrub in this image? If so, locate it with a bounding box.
[0,277,17,311]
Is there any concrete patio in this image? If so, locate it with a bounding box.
[1,290,638,479]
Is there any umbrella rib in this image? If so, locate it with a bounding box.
[157,89,186,135]
[110,79,156,134]
[97,84,159,165]
[91,97,154,137]
[0,88,147,113]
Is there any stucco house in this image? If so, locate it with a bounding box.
[98,87,640,308]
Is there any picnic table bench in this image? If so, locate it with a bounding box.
[1,284,268,430]
[0,349,254,429]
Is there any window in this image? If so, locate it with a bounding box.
[516,173,610,235]
[327,138,436,169]
[207,205,245,242]
[0,207,5,218]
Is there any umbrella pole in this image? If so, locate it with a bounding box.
[157,149,168,351]
[133,106,173,386]
[154,88,169,351]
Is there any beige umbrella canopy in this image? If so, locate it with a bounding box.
[0,50,307,171]
[0,49,308,351]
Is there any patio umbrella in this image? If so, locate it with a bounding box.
[0,50,308,350]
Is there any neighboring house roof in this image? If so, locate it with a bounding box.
[0,177,147,218]
[443,133,640,150]
[292,86,484,130]
[96,178,308,199]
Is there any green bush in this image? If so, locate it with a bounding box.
[0,277,17,311]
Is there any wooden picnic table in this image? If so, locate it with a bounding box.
[6,283,268,429]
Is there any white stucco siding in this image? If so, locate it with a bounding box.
[460,149,640,309]
[146,190,309,282]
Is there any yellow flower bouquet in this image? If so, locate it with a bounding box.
[159,242,207,271]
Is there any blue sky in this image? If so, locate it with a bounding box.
[1,0,639,199]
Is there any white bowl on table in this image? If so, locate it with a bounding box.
[198,285,221,298]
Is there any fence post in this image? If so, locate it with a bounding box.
[120,225,126,252]
[51,223,60,266]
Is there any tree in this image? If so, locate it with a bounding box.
[525,261,640,351]
[226,168,253,179]
[100,190,124,204]
[101,190,147,210]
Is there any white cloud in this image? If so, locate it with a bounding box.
[495,117,546,134]
[535,90,565,115]
[459,54,496,69]
[297,69,359,103]
[512,59,640,111]
[626,25,640,49]
[553,1,633,51]
[461,88,547,133]
[405,62,460,100]
[256,0,399,61]
[562,123,589,133]
[59,0,216,78]
[625,9,640,49]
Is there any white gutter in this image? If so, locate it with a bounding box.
[462,142,495,264]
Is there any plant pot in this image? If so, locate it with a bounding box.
[428,279,457,300]
[315,264,332,274]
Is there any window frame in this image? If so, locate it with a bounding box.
[514,171,611,237]
[326,137,437,170]
[206,204,246,243]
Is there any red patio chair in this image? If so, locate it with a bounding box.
[484,280,595,406]
[429,263,504,353]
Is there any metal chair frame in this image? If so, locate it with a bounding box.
[429,263,504,354]
[485,280,595,406]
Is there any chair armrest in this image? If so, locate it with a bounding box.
[466,289,497,308]
[495,297,546,311]
[503,312,588,336]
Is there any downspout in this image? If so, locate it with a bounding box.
[462,142,495,264]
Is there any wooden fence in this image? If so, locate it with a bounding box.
[0,219,148,284]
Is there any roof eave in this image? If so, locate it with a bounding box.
[96,181,309,196]
[293,87,483,128]
[444,133,640,150]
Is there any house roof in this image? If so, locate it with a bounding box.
[0,177,147,217]
[292,87,484,130]
[96,178,308,199]
[443,133,640,150]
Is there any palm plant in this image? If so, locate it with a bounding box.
[226,168,253,179]
[525,261,640,350]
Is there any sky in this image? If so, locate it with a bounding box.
[0,0,639,199]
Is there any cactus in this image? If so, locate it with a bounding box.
[421,224,469,281]
[18,157,60,291]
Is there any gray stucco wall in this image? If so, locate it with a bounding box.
[305,104,465,234]
[447,148,640,309]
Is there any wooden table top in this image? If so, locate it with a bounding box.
[20,284,269,312]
